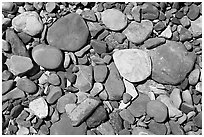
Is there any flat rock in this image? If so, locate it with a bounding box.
[5,55,34,76]
[97,121,115,135]
[189,16,202,37]
[132,127,154,135]
[113,49,151,82]
[46,86,62,104]
[119,109,135,124]
[149,40,196,85]
[188,68,200,85]
[109,111,123,134]
[47,13,89,51]
[32,44,63,69]
[170,88,182,108]
[159,25,172,39]
[74,65,93,92]
[2,80,14,95]
[66,97,100,126]
[123,20,153,44]
[16,78,37,94]
[93,64,108,83]
[146,100,168,123]
[29,97,48,119]
[148,120,167,135]
[101,9,127,31]
[142,37,166,49]
[12,11,43,36]
[187,4,200,21]
[141,3,159,20]
[2,88,25,102]
[104,62,125,100]
[50,113,87,135]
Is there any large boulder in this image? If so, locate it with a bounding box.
[148,40,196,85]
[47,13,89,51]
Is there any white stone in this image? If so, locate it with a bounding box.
[189,16,202,37]
[65,103,77,116]
[170,88,182,108]
[195,82,202,92]
[123,79,138,100]
[159,25,172,39]
[119,100,131,109]
[29,97,48,119]
[17,125,29,135]
[63,52,70,68]
[182,90,193,105]
[113,49,151,82]
[90,82,104,96]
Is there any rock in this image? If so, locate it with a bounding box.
[109,111,123,133]
[113,49,151,82]
[5,55,33,76]
[75,92,89,104]
[32,44,63,69]
[101,9,127,31]
[86,105,108,128]
[193,112,202,128]
[97,121,115,135]
[169,120,184,135]
[119,129,131,135]
[104,62,125,100]
[51,108,60,123]
[75,45,91,57]
[2,70,13,81]
[48,73,61,86]
[2,2,17,13]
[180,16,191,27]
[39,124,49,135]
[179,27,192,42]
[29,97,48,119]
[154,21,166,31]
[6,28,29,57]
[45,2,56,12]
[180,102,195,114]
[159,25,172,39]
[123,20,153,44]
[2,39,11,52]
[66,97,101,126]
[17,125,29,135]
[2,88,25,102]
[146,100,168,123]
[63,52,71,68]
[93,64,108,83]
[127,93,150,117]
[90,82,103,96]
[81,10,96,21]
[12,11,43,36]
[123,79,138,100]
[16,78,37,94]
[119,109,135,124]
[142,37,166,49]
[56,93,77,113]
[188,68,200,85]
[98,89,108,100]
[132,127,154,135]
[87,22,104,38]
[189,16,202,37]
[131,6,141,22]
[170,88,182,109]
[2,80,14,95]
[90,39,107,54]
[187,4,200,21]
[47,13,89,51]
[149,40,196,85]
[46,86,62,104]
[10,104,24,119]
[113,32,126,44]
[182,90,193,105]
[148,120,167,135]
[123,93,132,104]
[141,3,159,20]
[17,32,32,44]
[50,113,87,135]
[74,65,93,92]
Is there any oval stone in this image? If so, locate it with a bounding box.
[17,78,37,94]
[47,13,89,51]
[32,44,63,69]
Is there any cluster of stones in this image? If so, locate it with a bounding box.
[2,2,202,135]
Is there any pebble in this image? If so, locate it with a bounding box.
[16,125,29,135]
[123,79,138,100]
[46,86,62,104]
[29,97,48,119]
[154,21,166,31]
[169,120,184,135]
[104,62,125,100]
[2,88,25,102]
[178,113,187,124]
[50,113,87,135]
[2,39,11,52]
[56,93,77,113]
[90,39,107,54]
[98,89,108,100]
[32,44,63,69]
[75,44,91,57]
[180,102,195,114]
[132,127,154,135]
[16,78,37,94]
[81,10,96,21]
[187,4,200,21]
[47,13,89,51]
[12,11,43,36]
[90,82,103,96]
[113,49,151,82]
[127,93,150,117]
[180,16,191,27]
[5,55,33,76]
[179,27,193,42]
[2,80,14,95]
[123,93,132,104]
[86,105,108,128]
[119,109,135,124]
[149,40,196,85]
[2,70,13,81]
[193,112,202,128]
[131,6,141,22]
[2,2,17,13]
[51,108,60,123]
[119,129,131,135]
[45,2,56,12]
[75,92,89,104]
[123,20,153,44]
[109,111,123,134]
[141,3,159,20]
[63,53,71,69]
[10,104,24,119]
[87,22,104,38]
[148,120,167,135]
[184,41,193,51]
[146,100,168,123]
[188,68,200,85]
[142,37,166,49]
[66,97,101,126]
[101,9,127,31]
[93,64,108,83]
[48,73,61,86]
[97,121,115,135]
[182,90,193,105]
[74,65,93,92]
[189,16,202,37]
[170,88,182,108]
[159,25,172,39]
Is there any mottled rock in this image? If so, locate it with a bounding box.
[141,3,159,20]
[179,27,193,42]
[180,16,191,27]
[187,4,200,21]
[131,6,141,22]
[81,10,96,21]
[109,111,123,134]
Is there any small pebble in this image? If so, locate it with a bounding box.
[188,68,200,85]
[17,78,37,94]
[48,73,61,86]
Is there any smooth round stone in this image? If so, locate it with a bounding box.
[2,2,17,13]
[17,78,37,94]
[148,120,167,135]
[146,100,168,123]
[189,16,202,37]
[123,20,153,44]
[47,13,89,52]
[46,86,62,104]
[101,9,127,31]
[12,11,43,36]
[187,4,200,21]
[113,49,151,82]
[93,65,108,83]
[188,68,200,85]
[48,73,61,86]
[32,44,63,69]
[123,93,132,104]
